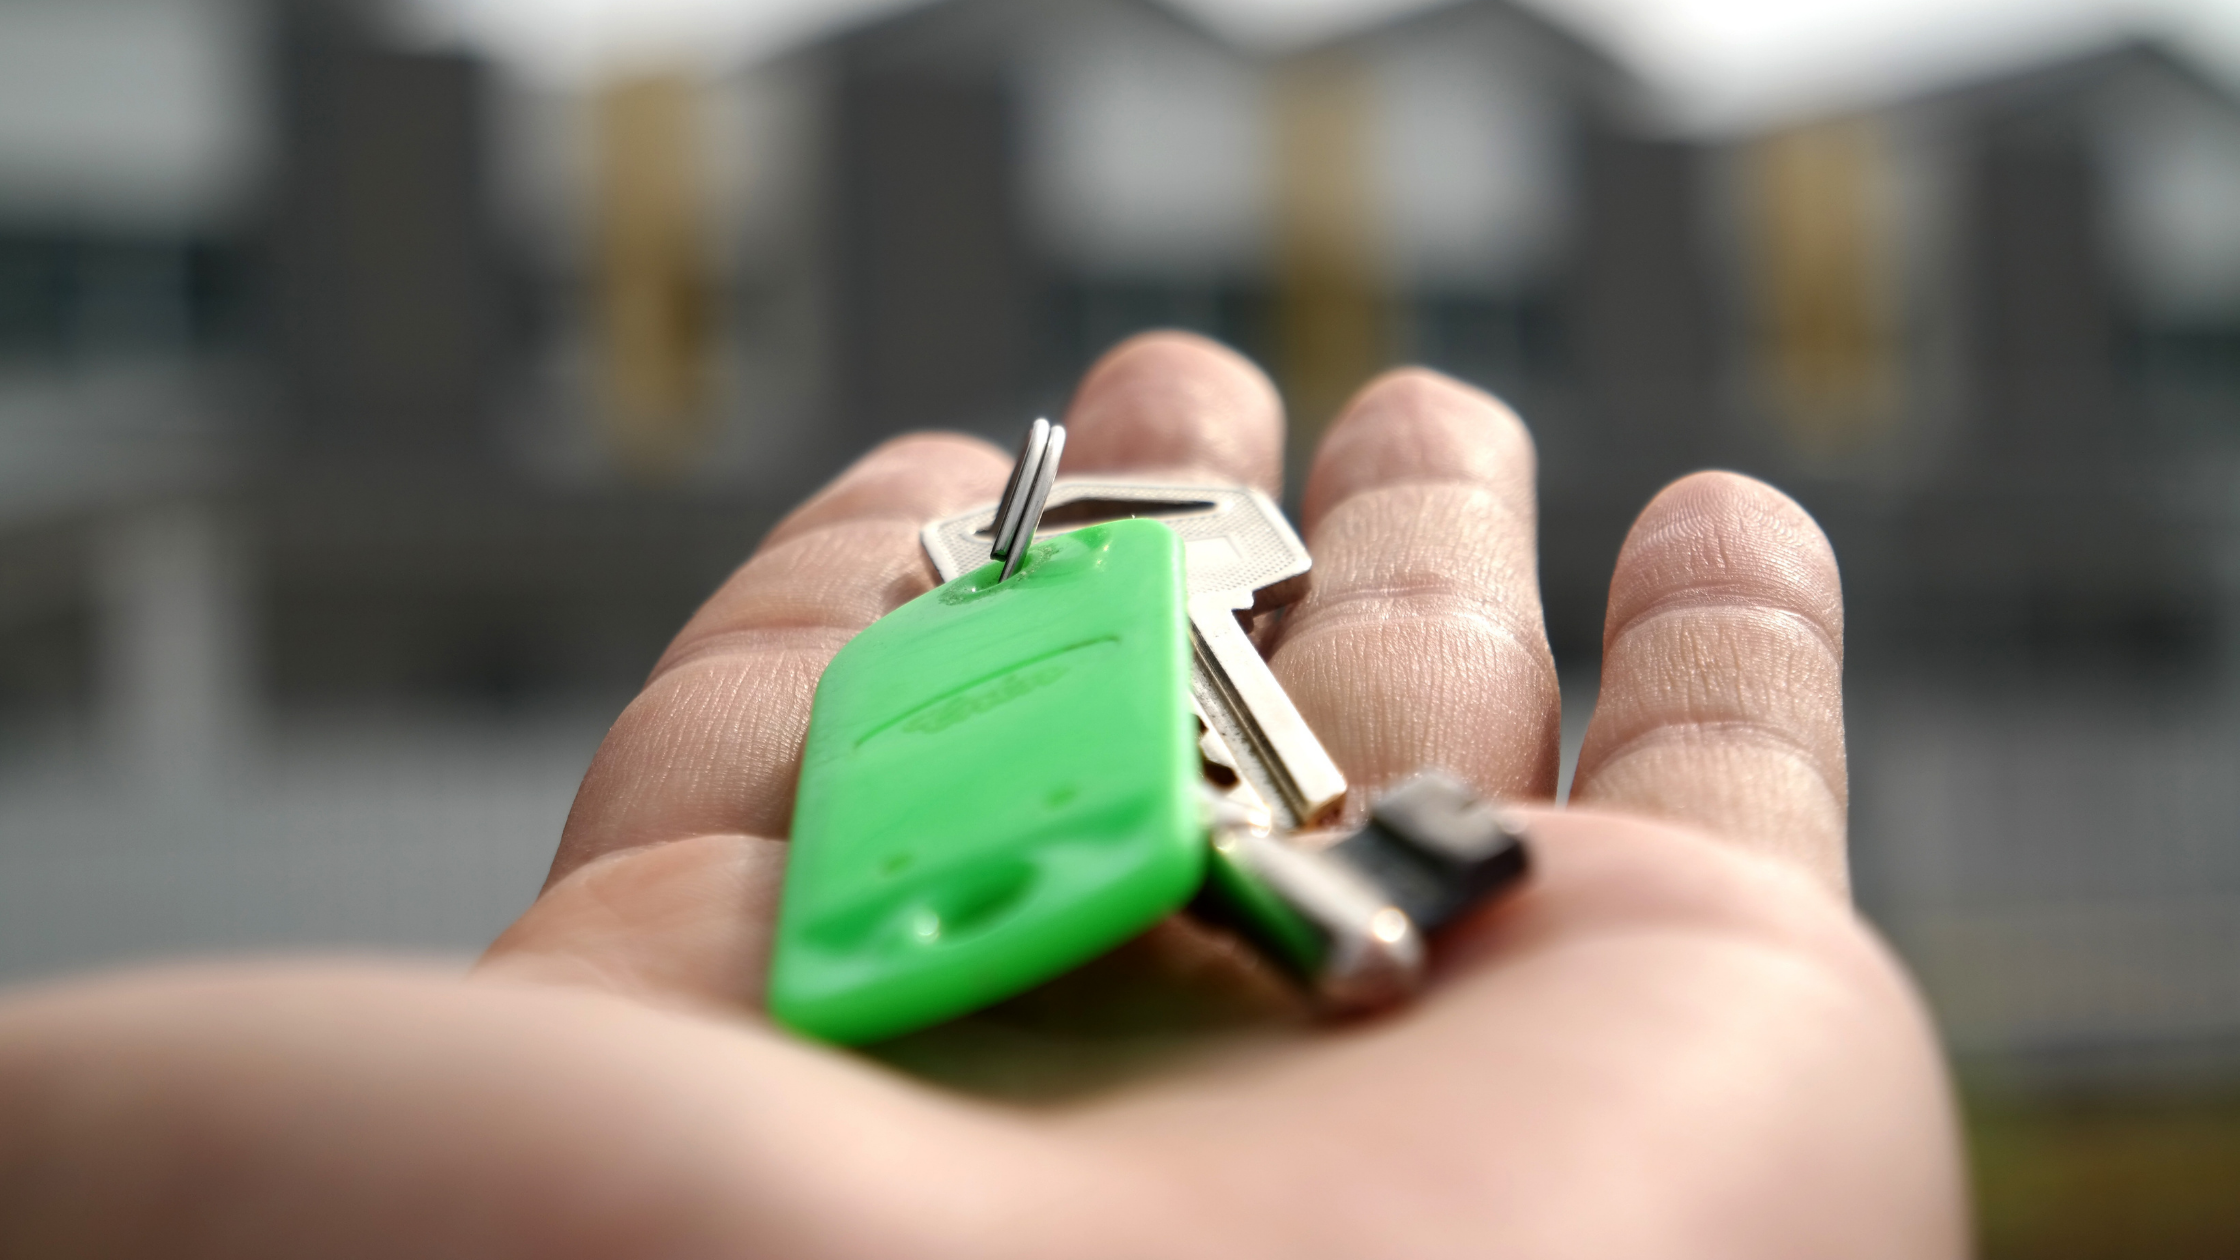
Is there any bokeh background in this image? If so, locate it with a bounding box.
[4,0,2240,1250]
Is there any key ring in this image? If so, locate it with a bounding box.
[988,417,1065,582]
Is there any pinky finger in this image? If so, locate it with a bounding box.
[1567,473,1850,894]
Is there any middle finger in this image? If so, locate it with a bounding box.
[1060,331,1286,493]
[1274,370,1560,804]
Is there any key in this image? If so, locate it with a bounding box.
[771,433,1209,1045]
[1194,770,1532,1011]
[924,482,1347,832]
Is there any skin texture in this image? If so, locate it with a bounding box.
[0,332,1967,1258]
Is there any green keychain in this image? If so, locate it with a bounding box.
[769,422,1202,1044]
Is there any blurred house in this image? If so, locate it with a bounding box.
[1737,45,2240,1072]
[2,0,2240,1094]
[718,0,1640,461]
[725,0,1287,454]
[1720,44,2240,663]
[0,0,775,977]
[724,0,1656,631]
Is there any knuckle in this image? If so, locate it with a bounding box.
[1303,484,1538,605]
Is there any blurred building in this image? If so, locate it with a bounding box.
[1752,46,2240,1074]
[736,0,1650,487]
[726,0,1660,623]
[2,0,2240,1102]
[0,0,779,977]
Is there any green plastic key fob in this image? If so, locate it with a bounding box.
[769,517,1202,1044]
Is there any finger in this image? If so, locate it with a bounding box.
[1060,331,1284,494]
[547,434,1010,885]
[1272,369,1561,803]
[1568,471,1848,891]
[506,338,1286,1010]
[482,834,787,1010]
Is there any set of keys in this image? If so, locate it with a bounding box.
[769,421,1531,1044]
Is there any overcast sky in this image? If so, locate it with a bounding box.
[416,0,2240,130]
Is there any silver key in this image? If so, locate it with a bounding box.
[923,482,1348,830]
[1198,771,1531,1012]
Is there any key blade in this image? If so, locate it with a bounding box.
[1192,597,1348,830]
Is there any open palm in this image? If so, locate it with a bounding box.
[0,334,1964,1258]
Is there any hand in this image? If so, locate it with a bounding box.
[0,334,1965,1258]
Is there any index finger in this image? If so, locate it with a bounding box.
[1273,370,1562,804]
[491,335,1291,1009]
[549,434,1011,885]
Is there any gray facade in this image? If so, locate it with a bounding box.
[2,0,2240,1082]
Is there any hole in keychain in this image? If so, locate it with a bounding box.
[806,858,1040,954]
[974,496,1219,538]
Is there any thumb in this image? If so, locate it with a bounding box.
[478,834,787,1012]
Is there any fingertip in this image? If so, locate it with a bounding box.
[764,432,1012,550]
[844,430,1016,486]
[1301,368,1536,531]
[1606,471,1843,654]
[1578,470,1850,892]
[1272,366,1559,806]
[1062,331,1285,493]
[1629,471,1832,556]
